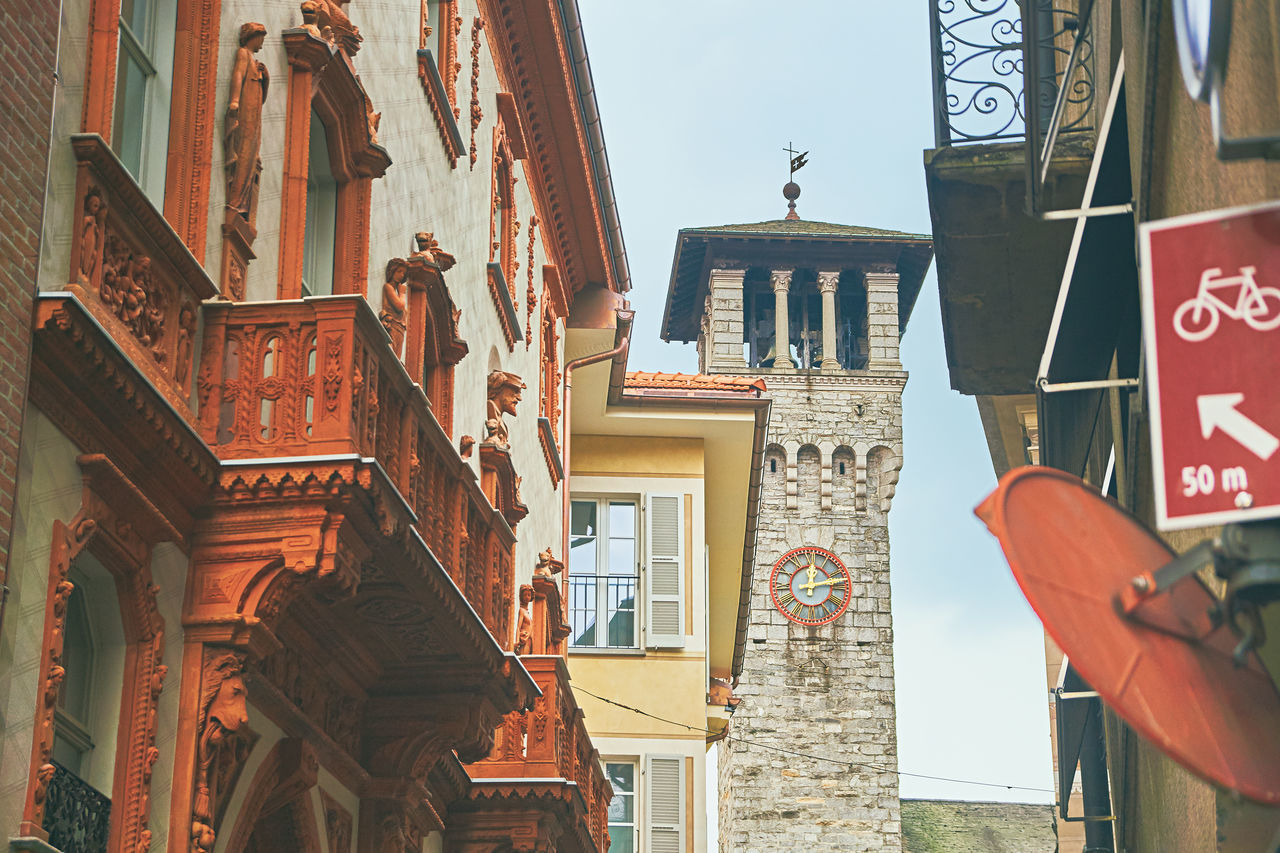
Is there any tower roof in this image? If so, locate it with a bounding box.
[661,217,934,343]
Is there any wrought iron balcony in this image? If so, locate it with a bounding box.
[44,761,111,853]
[929,0,1095,149]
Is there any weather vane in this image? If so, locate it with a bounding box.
[783,142,808,220]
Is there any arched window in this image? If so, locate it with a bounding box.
[302,111,337,297]
[51,556,125,798]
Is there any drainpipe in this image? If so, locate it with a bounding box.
[561,309,634,572]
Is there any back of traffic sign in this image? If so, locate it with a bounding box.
[1141,200,1280,530]
[977,466,1280,805]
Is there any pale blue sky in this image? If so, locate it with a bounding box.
[576,0,1055,805]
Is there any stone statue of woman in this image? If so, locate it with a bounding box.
[224,22,269,226]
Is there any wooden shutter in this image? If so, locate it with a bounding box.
[644,755,685,853]
[644,494,684,648]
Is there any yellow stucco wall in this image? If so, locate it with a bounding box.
[570,653,709,740]
[572,435,704,478]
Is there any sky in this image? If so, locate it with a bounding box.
[575,0,1055,814]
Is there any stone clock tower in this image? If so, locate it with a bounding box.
[661,204,932,852]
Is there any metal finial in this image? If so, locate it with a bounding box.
[783,142,808,220]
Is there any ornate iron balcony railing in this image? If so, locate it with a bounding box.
[44,761,111,853]
[930,0,1095,149]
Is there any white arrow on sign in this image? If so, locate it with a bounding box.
[1197,393,1280,460]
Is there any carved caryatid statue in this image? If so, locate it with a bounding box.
[379,258,409,356]
[79,187,106,285]
[484,370,525,449]
[224,23,269,227]
[513,584,534,654]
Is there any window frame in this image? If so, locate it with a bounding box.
[569,495,641,651]
[110,0,177,202]
[604,758,639,853]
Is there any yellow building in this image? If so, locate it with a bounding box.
[563,309,769,853]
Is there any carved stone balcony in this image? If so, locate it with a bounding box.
[456,654,612,853]
[65,134,217,414]
[196,293,516,651]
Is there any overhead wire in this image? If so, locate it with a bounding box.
[573,686,1057,795]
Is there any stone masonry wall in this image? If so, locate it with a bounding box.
[720,370,906,853]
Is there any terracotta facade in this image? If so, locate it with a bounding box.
[0,1,625,851]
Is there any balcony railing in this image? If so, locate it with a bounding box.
[44,761,111,853]
[470,655,613,852]
[929,0,1095,149]
[197,295,514,648]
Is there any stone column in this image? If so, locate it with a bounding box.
[770,269,793,369]
[703,267,747,373]
[817,271,840,370]
[864,266,901,370]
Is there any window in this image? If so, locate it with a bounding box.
[606,761,637,853]
[570,499,638,648]
[51,558,125,796]
[570,495,686,651]
[302,111,337,297]
[53,583,96,775]
[111,0,175,200]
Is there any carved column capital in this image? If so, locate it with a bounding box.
[770,270,794,293]
[817,271,840,294]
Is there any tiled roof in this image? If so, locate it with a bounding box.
[901,800,1056,853]
[687,218,930,241]
[625,372,767,394]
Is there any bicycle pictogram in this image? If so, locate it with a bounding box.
[1173,266,1280,342]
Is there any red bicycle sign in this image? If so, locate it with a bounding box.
[1140,200,1280,530]
[1173,265,1280,341]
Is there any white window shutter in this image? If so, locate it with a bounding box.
[644,494,684,648]
[644,755,685,853]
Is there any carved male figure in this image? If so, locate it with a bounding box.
[379,258,409,356]
[224,22,269,225]
[484,370,525,448]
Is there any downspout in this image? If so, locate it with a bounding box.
[561,309,634,571]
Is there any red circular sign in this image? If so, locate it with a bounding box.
[769,546,851,626]
[978,466,1280,805]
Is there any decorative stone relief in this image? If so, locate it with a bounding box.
[191,649,252,853]
[525,216,538,347]
[469,17,484,169]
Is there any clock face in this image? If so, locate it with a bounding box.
[769,546,852,626]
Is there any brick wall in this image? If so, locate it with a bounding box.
[0,3,57,590]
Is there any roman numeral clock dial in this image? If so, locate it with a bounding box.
[769,546,852,626]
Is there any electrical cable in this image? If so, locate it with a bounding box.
[573,686,1057,795]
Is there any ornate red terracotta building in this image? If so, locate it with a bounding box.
[0,1,628,851]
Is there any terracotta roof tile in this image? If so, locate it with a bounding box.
[625,371,767,394]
